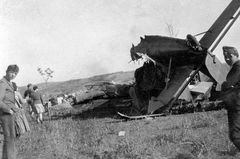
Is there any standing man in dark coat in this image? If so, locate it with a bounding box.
[24,83,34,119]
[221,46,240,151]
[24,83,33,99]
[0,65,20,159]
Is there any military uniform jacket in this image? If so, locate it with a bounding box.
[221,60,240,111]
[222,60,240,139]
[222,60,240,90]
[0,77,18,113]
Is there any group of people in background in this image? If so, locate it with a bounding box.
[24,83,45,124]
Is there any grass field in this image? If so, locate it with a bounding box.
[12,71,239,159]
[6,104,238,159]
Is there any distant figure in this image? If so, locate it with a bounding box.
[0,64,20,159]
[57,96,63,104]
[30,86,45,124]
[24,83,34,119]
[221,46,240,152]
[12,82,30,134]
[24,83,33,98]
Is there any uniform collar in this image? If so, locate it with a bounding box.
[2,76,14,91]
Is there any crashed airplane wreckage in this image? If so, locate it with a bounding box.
[61,0,240,118]
[65,81,133,108]
[128,0,240,116]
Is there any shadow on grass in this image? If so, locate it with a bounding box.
[217,149,240,157]
[171,154,195,159]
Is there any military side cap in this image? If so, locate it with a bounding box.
[6,64,19,73]
[223,46,238,56]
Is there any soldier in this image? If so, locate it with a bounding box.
[221,46,240,151]
[0,65,20,159]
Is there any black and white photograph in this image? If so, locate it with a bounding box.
[0,0,240,158]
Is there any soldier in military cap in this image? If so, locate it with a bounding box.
[0,64,20,159]
[221,46,240,151]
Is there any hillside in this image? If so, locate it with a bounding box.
[19,70,135,98]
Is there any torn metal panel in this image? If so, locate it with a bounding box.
[130,35,207,69]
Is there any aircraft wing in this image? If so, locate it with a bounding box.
[199,0,240,49]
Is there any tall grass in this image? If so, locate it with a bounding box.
[15,109,239,159]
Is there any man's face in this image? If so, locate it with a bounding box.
[224,52,237,66]
[6,71,18,81]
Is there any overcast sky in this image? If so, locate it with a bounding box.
[0,0,239,87]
